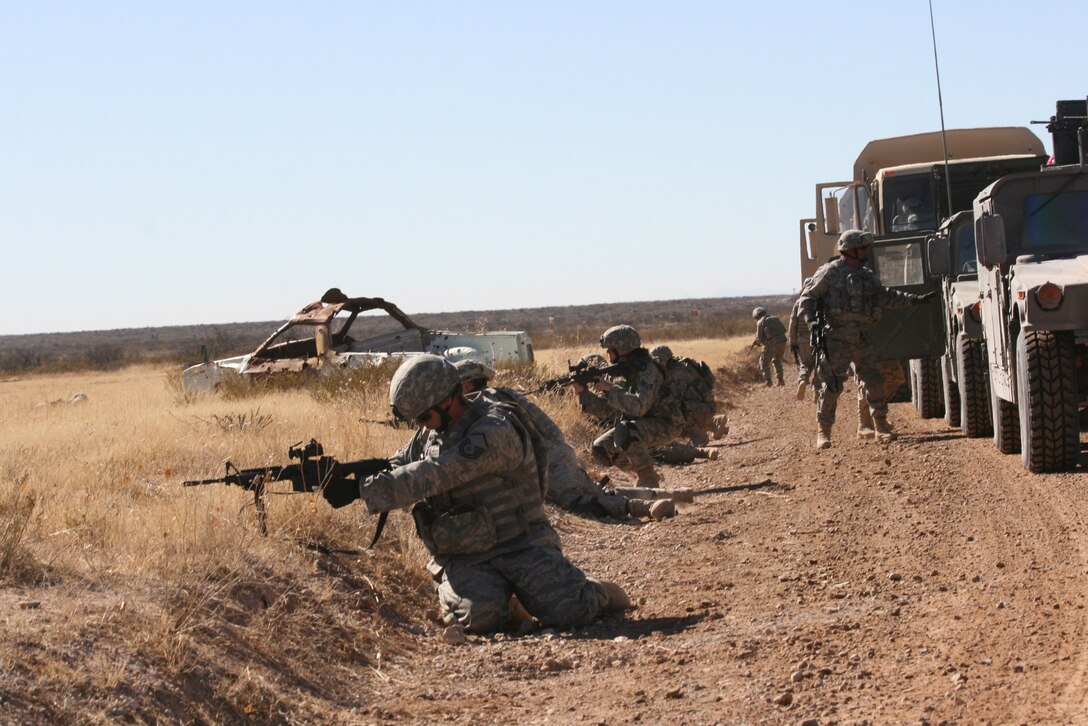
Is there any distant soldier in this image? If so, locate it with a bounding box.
[787,279,816,401]
[799,230,936,449]
[575,325,682,488]
[454,360,678,521]
[648,345,727,445]
[751,307,787,387]
[321,354,631,634]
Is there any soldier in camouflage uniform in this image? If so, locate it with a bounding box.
[648,345,725,445]
[787,279,816,401]
[752,307,788,386]
[322,354,631,634]
[798,230,936,449]
[454,360,678,521]
[855,360,907,438]
[575,325,682,488]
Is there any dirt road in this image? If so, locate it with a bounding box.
[373,383,1088,725]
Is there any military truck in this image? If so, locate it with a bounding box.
[924,211,992,437]
[800,127,1047,416]
[973,100,1088,472]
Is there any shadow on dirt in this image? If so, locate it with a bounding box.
[573,612,708,641]
[695,479,777,497]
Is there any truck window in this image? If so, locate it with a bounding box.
[953,224,977,274]
[1021,190,1088,251]
[837,185,875,233]
[884,175,937,233]
[872,242,925,286]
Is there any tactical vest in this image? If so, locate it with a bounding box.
[820,260,885,326]
[760,315,787,343]
[413,401,548,557]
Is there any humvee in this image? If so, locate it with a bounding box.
[800,127,1047,416]
[973,100,1088,472]
[924,210,992,437]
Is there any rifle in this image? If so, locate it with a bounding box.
[528,359,628,394]
[809,303,842,393]
[185,439,391,538]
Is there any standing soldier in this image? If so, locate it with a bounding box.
[321,354,631,634]
[575,325,681,488]
[799,230,935,449]
[787,279,816,401]
[751,307,788,386]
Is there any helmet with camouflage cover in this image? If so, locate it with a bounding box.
[580,353,608,368]
[453,359,495,384]
[649,344,674,364]
[837,229,873,252]
[389,354,460,421]
[751,307,766,319]
[600,325,641,355]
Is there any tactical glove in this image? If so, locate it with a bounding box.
[321,478,361,509]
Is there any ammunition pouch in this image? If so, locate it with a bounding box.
[413,502,500,556]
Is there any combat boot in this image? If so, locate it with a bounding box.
[873,415,898,443]
[816,423,832,450]
[635,467,660,488]
[857,401,875,439]
[596,580,633,611]
[649,499,676,520]
[795,379,808,401]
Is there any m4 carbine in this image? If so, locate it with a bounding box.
[530,359,628,394]
[184,439,390,534]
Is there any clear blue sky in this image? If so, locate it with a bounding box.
[2,1,1083,334]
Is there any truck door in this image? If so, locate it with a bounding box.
[867,234,944,360]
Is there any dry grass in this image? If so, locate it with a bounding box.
[0,334,753,721]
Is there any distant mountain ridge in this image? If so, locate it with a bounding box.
[0,294,794,373]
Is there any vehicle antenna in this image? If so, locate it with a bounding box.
[928,0,955,217]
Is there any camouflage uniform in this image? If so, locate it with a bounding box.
[481,386,630,520]
[579,351,682,486]
[362,395,612,633]
[787,289,814,388]
[754,313,788,386]
[662,356,718,445]
[798,257,927,428]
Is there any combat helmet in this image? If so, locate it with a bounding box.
[453,359,495,384]
[389,354,460,422]
[751,307,766,319]
[580,353,608,369]
[837,229,873,252]
[649,344,674,364]
[600,325,641,355]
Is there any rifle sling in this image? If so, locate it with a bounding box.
[368,511,388,549]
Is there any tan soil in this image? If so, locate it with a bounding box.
[4,378,1088,724]
[367,384,1088,725]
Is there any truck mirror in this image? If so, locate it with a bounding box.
[975,215,1007,269]
[925,235,950,277]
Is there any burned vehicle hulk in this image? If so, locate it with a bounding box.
[925,210,992,437]
[974,100,1088,472]
[182,288,534,394]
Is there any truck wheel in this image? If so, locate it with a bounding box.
[991,374,1020,454]
[1016,330,1080,472]
[910,358,944,419]
[957,335,992,438]
[941,354,961,428]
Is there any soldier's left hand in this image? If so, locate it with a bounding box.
[321,478,361,509]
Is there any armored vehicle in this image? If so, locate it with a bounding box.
[182,288,534,394]
[925,211,992,436]
[800,127,1047,416]
[973,100,1088,472]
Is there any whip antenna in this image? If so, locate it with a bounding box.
[929,0,954,216]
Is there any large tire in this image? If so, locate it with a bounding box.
[910,358,944,419]
[991,361,1020,455]
[956,335,992,438]
[941,353,961,429]
[1016,330,1080,472]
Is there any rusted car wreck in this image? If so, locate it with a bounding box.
[182,288,534,393]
